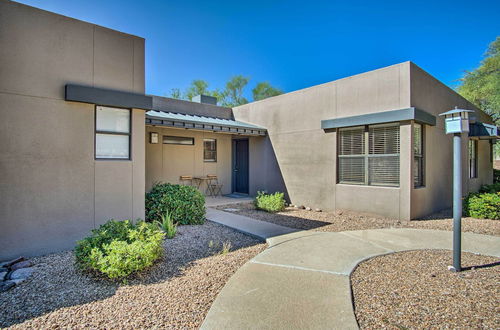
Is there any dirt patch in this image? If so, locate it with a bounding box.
[216,203,500,236]
[0,221,265,329]
[351,250,499,329]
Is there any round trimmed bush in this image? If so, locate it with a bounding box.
[146,182,205,225]
[463,192,500,220]
[75,220,165,279]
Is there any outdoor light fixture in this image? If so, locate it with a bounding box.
[150,132,159,144]
[439,107,474,272]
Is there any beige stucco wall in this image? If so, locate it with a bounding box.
[233,62,413,218]
[145,126,233,195]
[0,1,145,259]
[409,63,494,219]
[234,62,494,220]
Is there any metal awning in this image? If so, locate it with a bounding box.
[146,110,267,136]
[469,122,500,140]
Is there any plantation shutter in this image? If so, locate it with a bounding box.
[368,124,400,186]
[338,127,365,184]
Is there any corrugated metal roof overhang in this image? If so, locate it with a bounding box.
[146,110,267,136]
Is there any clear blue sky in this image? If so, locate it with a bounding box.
[16,0,500,100]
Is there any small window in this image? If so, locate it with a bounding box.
[163,136,194,145]
[469,140,478,178]
[204,139,217,162]
[338,123,400,187]
[95,106,130,159]
[414,123,424,187]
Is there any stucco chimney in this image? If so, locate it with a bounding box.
[191,94,217,105]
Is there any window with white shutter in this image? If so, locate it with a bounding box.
[338,123,400,187]
[338,126,365,184]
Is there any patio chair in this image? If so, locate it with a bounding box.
[179,175,193,186]
[206,175,223,197]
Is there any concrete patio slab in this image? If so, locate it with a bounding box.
[201,262,358,330]
[206,208,298,241]
[253,232,390,275]
[202,228,500,329]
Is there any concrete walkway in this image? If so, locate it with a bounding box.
[202,228,500,329]
[206,208,298,240]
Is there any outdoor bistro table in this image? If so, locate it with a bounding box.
[192,176,212,195]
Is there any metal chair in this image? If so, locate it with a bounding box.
[206,175,223,197]
[179,175,193,186]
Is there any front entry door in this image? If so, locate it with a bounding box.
[233,139,249,194]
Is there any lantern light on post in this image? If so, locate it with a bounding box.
[438,107,474,272]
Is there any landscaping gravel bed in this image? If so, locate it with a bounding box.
[351,250,500,329]
[0,221,265,329]
[217,203,500,236]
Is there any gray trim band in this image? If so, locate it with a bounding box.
[321,107,436,130]
[65,84,152,110]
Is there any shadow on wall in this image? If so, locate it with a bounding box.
[0,222,260,327]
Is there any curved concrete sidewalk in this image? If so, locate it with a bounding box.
[202,228,500,329]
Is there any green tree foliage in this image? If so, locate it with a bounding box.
[168,76,282,106]
[252,81,283,101]
[458,36,500,157]
[458,37,500,123]
[224,75,250,107]
[185,79,210,101]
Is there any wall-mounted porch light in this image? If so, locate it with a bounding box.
[150,132,159,144]
[439,107,474,272]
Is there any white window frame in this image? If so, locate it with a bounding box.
[414,123,425,187]
[338,123,400,187]
[203,138,217,162]
[95,106,131,160]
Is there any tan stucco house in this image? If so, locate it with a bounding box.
[1,0,498,259]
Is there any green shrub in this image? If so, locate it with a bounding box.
[479,182,500,193]
[155,211,177,239]
[494,169,500,183]
[146,183,205,225]
[75,220,164,279]
[463,192,500,220]
[255,191,286,212]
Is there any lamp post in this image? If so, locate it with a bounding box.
[439,107,474,272]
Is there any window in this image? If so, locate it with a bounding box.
[163,136,194,145]
[414,123,424,187]
[203,139,217,162]
[338,123,400,187]
[95,106,130,159]
[469,140,478,178]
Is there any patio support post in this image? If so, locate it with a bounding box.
[452,132,462,272]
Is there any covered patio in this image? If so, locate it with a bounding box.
[145,109,266,198]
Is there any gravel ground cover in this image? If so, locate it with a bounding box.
[217,203,500,236]
[0,221,265,329]
[351,250,500,329]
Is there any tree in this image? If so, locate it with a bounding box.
[458,36,500,158]
[458,37,500,125]
[224,75,250,107]
[185,80,210,101]
[169,88,182,99]
[252,81,283,101]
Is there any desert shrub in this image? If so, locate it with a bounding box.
[494,169,500,183]
[75,220,164,279]
[155,211,177,239]
[463,192,500,220]
[479,182,500,193]
[146,183,205,225]
[255,191,286,212]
